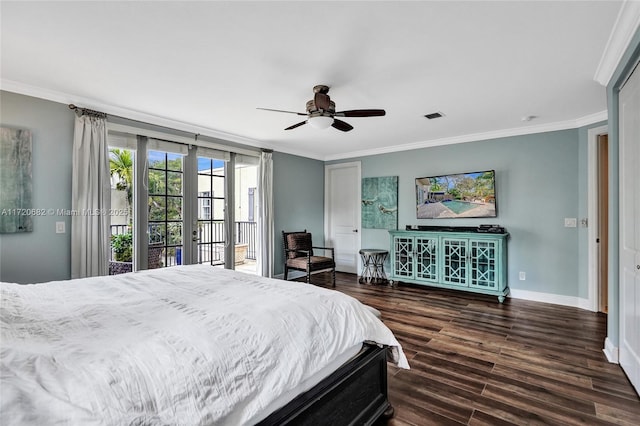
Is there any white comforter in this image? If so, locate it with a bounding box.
[1,265,408,425]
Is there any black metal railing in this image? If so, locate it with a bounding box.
[109,221,258,263]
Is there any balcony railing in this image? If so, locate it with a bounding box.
[109,221,258,263]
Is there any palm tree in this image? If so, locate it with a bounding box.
[109,148,133,216]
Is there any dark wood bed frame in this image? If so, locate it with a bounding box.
[257,343,393,426]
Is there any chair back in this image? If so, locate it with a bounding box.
[283,230,314,259]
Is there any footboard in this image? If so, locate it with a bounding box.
[257,343,391,426]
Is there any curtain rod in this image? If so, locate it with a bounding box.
[68,104,106,118]
[69,104,262,157]
[69,103,206,137]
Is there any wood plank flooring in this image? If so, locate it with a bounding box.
[299,272,640,425]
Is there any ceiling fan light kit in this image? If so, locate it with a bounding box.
[258,85,386,132]
[308,115,334,129]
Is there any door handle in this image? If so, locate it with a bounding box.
[353,229,358,232]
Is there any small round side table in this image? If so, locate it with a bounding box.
[359,249,389,284]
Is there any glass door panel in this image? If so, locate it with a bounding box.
[196,156,225,266]
[108,147,135,275]
[148,150,183,268]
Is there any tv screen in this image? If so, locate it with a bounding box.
[415,170,497,219]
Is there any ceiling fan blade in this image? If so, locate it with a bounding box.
[332,119,353,132]
[257,108,307,116]
[285,120,308,130]
[335,109,386,117]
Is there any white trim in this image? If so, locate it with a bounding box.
[603,337,619,363]
[509,288,590,310]
[594,0,640,86]
[324,112,608,161]
[587,125,609,313]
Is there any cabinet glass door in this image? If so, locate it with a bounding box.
[469,239,498,289]
[393,236,414,278]
[442,238,467,286]
[416,236,438,281]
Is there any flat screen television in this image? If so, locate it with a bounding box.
[415,170,497,219]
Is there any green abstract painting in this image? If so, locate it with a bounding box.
[362,176,398,230]
[0,127,33,233]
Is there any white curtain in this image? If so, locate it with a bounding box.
[71,115,111,278]
[257,150,274,277]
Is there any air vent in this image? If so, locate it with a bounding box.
[424,112,445,119]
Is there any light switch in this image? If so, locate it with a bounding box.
[564,218,577,228]
[56,221,65,234]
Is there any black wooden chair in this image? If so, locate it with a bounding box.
[282,230,336,287]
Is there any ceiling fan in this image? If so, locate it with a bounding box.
[257,85,386,132]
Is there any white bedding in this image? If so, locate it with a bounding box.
[0,265,408,425]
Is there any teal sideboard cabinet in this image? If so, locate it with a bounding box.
[389,228,509,302]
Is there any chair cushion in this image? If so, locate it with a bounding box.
[287,256,335,271]
[286,233,313,259]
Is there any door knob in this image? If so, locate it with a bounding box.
[353,229,358,232]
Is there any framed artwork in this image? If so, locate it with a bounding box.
[0,127,33,233]
[362,176,398,230]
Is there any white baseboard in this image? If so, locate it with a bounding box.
[509,288,590,310]
[273,271,306,280]
[603,337,619,363]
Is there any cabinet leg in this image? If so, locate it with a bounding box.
[498,295,505,303]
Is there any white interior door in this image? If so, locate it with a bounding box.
[325,162,361,274]
[619,64,640,395]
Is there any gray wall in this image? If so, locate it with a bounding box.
[0,90,611,305]
[0,91,327,282]
[330,128,591,298]
[0,91,74,283]
[273,151,325,275]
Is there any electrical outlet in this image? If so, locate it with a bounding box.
[564,218,577,228]
[519,271,526,281]
[55,221,65,234]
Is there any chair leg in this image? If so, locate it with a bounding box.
[284,266,289,281]
[306,269,311,284]
[332,268,336,287]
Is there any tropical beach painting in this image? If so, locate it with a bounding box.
[415,170,496,219]
[362,176,398,229]
[0,127,33,233]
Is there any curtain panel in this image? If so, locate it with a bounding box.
[71,115,111,278]
[257,151,274,277]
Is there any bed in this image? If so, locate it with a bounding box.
[1,264,408,425]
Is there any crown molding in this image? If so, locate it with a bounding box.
[1,79,608,163]
[324,111,608,161]
[0,79,266,150]
[594,0,640,86]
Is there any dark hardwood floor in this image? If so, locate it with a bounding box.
[298,271,640,425]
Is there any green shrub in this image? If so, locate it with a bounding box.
[111,232,133,262]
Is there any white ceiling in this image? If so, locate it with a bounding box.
[0,1,628,160]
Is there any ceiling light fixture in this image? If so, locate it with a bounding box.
[308,115,334,129]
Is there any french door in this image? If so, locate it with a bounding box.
[106,129,260,272]
[195,155,226,266]
[148,150,184,268]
